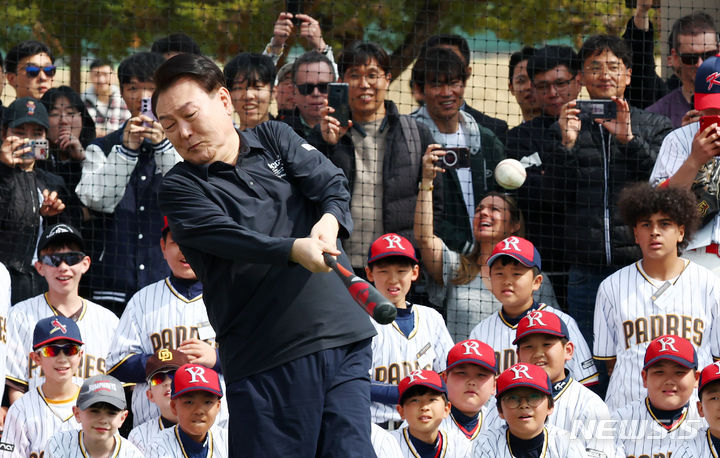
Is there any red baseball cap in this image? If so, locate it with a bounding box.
[446,339,497,374]
[398,370,446,404]
[699,362,720,398]
[367,233,418,264]
[171,364,223,399]
[643,335,697,371]
[513,310,570,345]
[487,236,542,270]
[496,363,552,398]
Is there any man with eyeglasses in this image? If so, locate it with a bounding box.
[5,40,55,100]
[281,51,336,139]
[549,35,673,363]
[0,97,70,304]
[5,223,119,406]
[310,41,437,273]
[646,12,720,128]
[411,46,505,256]
[505,46,583,307]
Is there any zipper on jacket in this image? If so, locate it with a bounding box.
[599,124,611,265]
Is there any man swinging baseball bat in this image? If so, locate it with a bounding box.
[155,53,378,457]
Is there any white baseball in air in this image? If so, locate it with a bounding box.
[494,158,527,190]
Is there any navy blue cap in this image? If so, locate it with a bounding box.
[33,315,83,350]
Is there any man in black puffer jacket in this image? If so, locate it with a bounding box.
[309,42,441,273]
[548,35,673,341]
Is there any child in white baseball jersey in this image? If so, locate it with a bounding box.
[127,348,189,454]
[441,339,498,442]
[472,363,587,457]
[612,335,705,457]
[594,183,720,412]
[365,233,454,427]
[106,219,227,427]
[0,262,11,422]
[45,374,142,457]
[1,316,83,457]
[147,363,228,458]
[371,422,404,457]
[468,236,597,383]
[675,361,720,456]
[5,224,119,404]
[513,309,618,456]
[392,370,470,457]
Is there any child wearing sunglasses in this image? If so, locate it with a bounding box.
[1,316,84,457]
[127,348,189,454]
[5,223,120,406]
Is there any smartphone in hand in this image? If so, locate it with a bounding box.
[576,100,617,119]
[328,83,350,127]
[141,97,157,127]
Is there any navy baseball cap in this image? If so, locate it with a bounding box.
[33,315,83,350]
[37,223,84,256]
[694,54,720,111]
[487,236,542,269]
[367,233,419,264]
[4,97,49,129]
[77,375,126,410]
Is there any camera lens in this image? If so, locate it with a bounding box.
[443,150,458,167]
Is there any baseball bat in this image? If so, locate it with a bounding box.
[323,252,397,325]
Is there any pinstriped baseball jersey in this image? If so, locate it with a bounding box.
[0,263,11,404]
[594,261,720,412]
[128,417,167,455]
[45,430,144,457]
[371,423,404,457]
[5,295,119,392]
[390,426,470,458]
[439,404,495,443]
[650,122,720,244]
[673,427,719,458]
[470,424,588,457]
[0,386,80,458]
[611,397,706,457]
[468,304,598,384]
[147,425,228,458]
[546,376,617,457]
[105,278,228,427]
[370,304,454,424]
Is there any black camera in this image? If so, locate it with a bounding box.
[441,147,470,169]
[576,100,617,119]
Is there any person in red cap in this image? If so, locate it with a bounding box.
[365,232,453,429]
[612,335,703,457]
[595,182,718,414]
[440,339,499,442]
[514,309,615,456]
[391,369,470,457]
[147,363,228,457]
[676,361,720,456]
[651,53,720,274]
[469,236,597,385]
[472,363,586,456]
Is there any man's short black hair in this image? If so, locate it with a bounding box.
[411,47,468,93]
[578,34,632,69]
[291,51,335,84]
[618,182,700,253]
[526,45,579,81]
[509,46,536,82]
[337,41,390,79]
[151,33,201,56]
[419,34,471,66]
[668,12,719,52]
[151,53,225,115]
[117,52,166,86]
[89,58,113,70]
[5,40,54,74]
[224,53,276,90]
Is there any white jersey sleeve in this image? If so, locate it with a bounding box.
[371,423,403,458]
[0,263,11,403]
[649,123,698,185]
[593,277,618,360]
